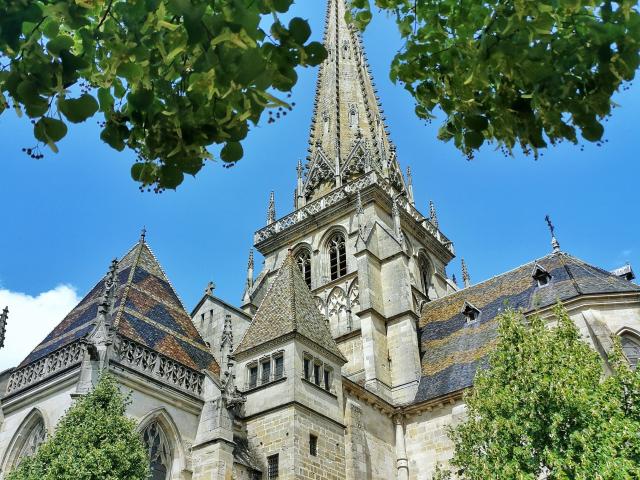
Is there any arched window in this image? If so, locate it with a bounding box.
[328,233,347,281]
[418,254,432,300]
[296,249,312,288]
[142,421,172,480]
[13,418,46,468]
[621,333,640,370]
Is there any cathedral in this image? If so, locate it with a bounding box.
[1,0,639,479]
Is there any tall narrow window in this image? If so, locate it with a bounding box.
[309,434,318,456]
[329,233,347,281]
[313,363,321,386]
[267,454,279,479]
[304,357,311,380]
[296,249,312,288]
[418,254,432,299]
[248,365,258,388]
[274,355,284,380]
[261,359,271,384]
[323,368,332,391]
[622,334,640,370]
[142,421,172,480]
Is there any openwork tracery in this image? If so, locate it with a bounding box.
[296,249,312,288]
[621,333,640,370]
[142,421,172,480]
[328,233,347,281]
[14,418,46,467]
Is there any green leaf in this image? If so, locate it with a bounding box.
[59,94,99,123]
[220,141,243,163]
[34,117,67,143]
[464,130,484,149]
[46,35,74,56]
[289,18,311,44]
[581,121,604,142]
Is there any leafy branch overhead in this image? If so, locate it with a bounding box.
[0,0,325,190]
[350,0,640,158]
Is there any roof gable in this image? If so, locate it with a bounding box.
[234,252,345,361]
[19,240,219,375]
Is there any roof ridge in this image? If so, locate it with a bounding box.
[142,241,189,312]
[430,252,559,305]
[113,240,145,329]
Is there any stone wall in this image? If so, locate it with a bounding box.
[404,401,466,480]
[343,396,395,480]
[245,406,296,479]
[294,407,345,480]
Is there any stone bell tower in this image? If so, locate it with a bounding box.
[242,0,457,405]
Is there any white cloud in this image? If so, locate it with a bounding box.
[0,285,80,371]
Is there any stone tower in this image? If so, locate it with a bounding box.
[242,0,457,405]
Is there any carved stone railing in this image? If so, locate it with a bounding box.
[6,341,84,394]
[254,171,454,254]
[114,336,204,396]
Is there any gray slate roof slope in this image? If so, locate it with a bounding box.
[414,252,640,404]
[234,253,346,361]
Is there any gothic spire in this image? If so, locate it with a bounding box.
[461,258,471,288]
[301,0,406,202]
[545,215,561,253]
[0,306,8,349]
[267,191,276,224]
[406,167,415,205]
[429,200,439,229]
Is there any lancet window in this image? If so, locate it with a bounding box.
[328,233,347,281]
[296,249,312,288]
[142,421,172,480]
[621,333,640,370]
[13,418,46,468]
[418,254,432,299]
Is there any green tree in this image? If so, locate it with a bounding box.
[436,304,640,479]
[351,0,640,159]
[1,0,639,190]
[7,374,150,480]
[0,0,324,190]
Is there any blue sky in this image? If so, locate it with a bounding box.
[0,3,638,367]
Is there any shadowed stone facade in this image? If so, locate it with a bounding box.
[1,0,640,479]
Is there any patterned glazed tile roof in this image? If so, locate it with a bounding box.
[414,252,640,403]
[234,252,346,361]
[19,240,219,375]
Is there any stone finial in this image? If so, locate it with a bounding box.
[429,200,439,229]
[98,259,119,316]
[406,166,415,206]
[204,281,215,296]
[451,274,458,287]
[140,226,147,243]
[545,215,561,253]
[297,158,303,179]
[461,258,471,288]
[247,249,255,289]
[0,306,8,349]
[267,191,276,224]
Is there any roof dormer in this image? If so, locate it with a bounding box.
[531,263,551,287]
[461,301,481,323]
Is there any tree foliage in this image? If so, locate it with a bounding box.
[0,0,324,190]
[7,374,150,480]
[351,0,640,158]
[435,304,640,479]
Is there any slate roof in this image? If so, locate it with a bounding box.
[19,239,220,375]
[414,252,640,404]
[234,252,346,361]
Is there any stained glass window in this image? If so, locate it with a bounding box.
[142,421,171,480]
